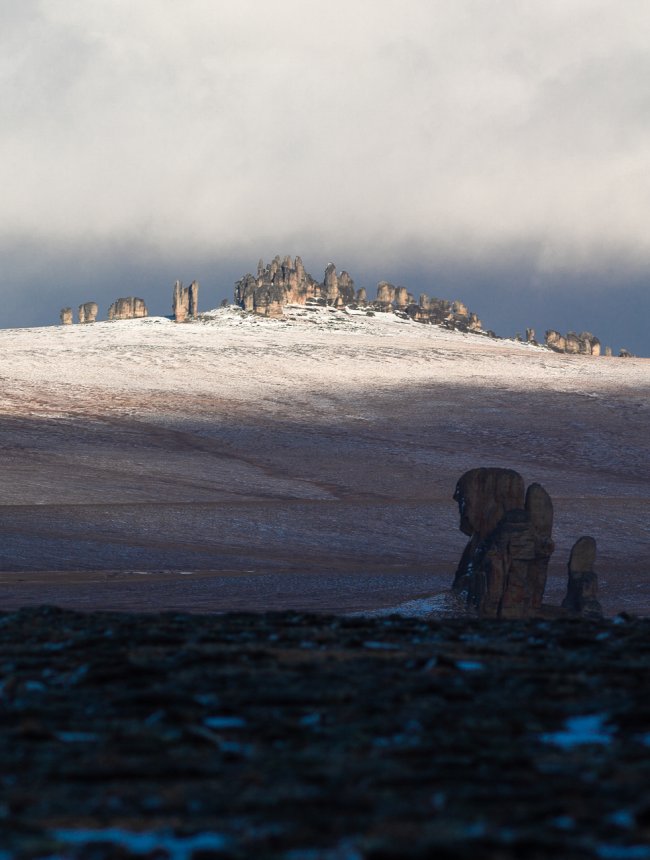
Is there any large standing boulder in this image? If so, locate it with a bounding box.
[452,468,555,618]
[108,297,148,321]
[452,467,525,598]
[60,307,73,325]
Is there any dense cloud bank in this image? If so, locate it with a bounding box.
[1,2,650,352]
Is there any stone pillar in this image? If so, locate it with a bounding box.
[78,302,98,324]
[562,536,602,617]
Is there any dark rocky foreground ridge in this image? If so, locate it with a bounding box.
[2,606,649,859]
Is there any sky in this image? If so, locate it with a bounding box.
[2,0,650,354]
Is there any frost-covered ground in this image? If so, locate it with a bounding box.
[0,306,648,615]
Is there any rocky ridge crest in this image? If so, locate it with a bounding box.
[235,255,483,333]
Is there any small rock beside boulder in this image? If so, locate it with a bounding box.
[562,536,602,618]
[60,307,73,325]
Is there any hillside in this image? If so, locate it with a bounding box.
[0,306,648,615]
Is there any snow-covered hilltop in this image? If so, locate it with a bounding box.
[1,305,646,416]
[58,255,635,356]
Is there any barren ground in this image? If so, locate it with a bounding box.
[0,306,648,616]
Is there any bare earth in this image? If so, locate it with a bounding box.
[0,306,648,616]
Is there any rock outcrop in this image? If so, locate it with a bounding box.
[407,295,482,331]
[234,256,482,329]
[545,330,601,356]
[562,536,602,618]
[235,256,356,317]
[172,280,199,322]
[78,302,98,324]
[452,468,555,618]
[60,308,73,325]
[108,297,148,321]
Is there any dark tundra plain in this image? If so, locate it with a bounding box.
[0,306,649,858]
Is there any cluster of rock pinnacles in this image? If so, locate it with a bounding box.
[452,467,602,618]
[57,254,636,355]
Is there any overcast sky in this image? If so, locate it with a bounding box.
[2,1,650,353]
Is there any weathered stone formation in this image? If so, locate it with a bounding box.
[234,256,355,317]
[619,348,633,358]
[526,328,536,343]
[377,286,482,329]
[78,302,98,324]
[452,468,555,618]
[172,280,199,322]
[234,256,484,331]
[108,297,148,321]
[562,536,602,618]
[545,330,601,355]
[407,294,482,331]
[60,307,73,325]
[376,281,395,305]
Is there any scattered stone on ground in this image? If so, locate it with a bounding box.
[0,606,647,859]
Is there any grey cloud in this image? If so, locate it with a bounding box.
[0,1,649,351]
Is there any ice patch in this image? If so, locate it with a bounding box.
[204,716,247,730]
[52,828,229,858]
[596,846,650,860]
[352,591,467,620]
[56,731,100,743]
[540,714,614,749]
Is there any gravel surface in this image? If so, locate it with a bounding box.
[1,606,649,859]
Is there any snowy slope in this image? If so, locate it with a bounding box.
[0,306,648,616]
[0,306,647,417]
